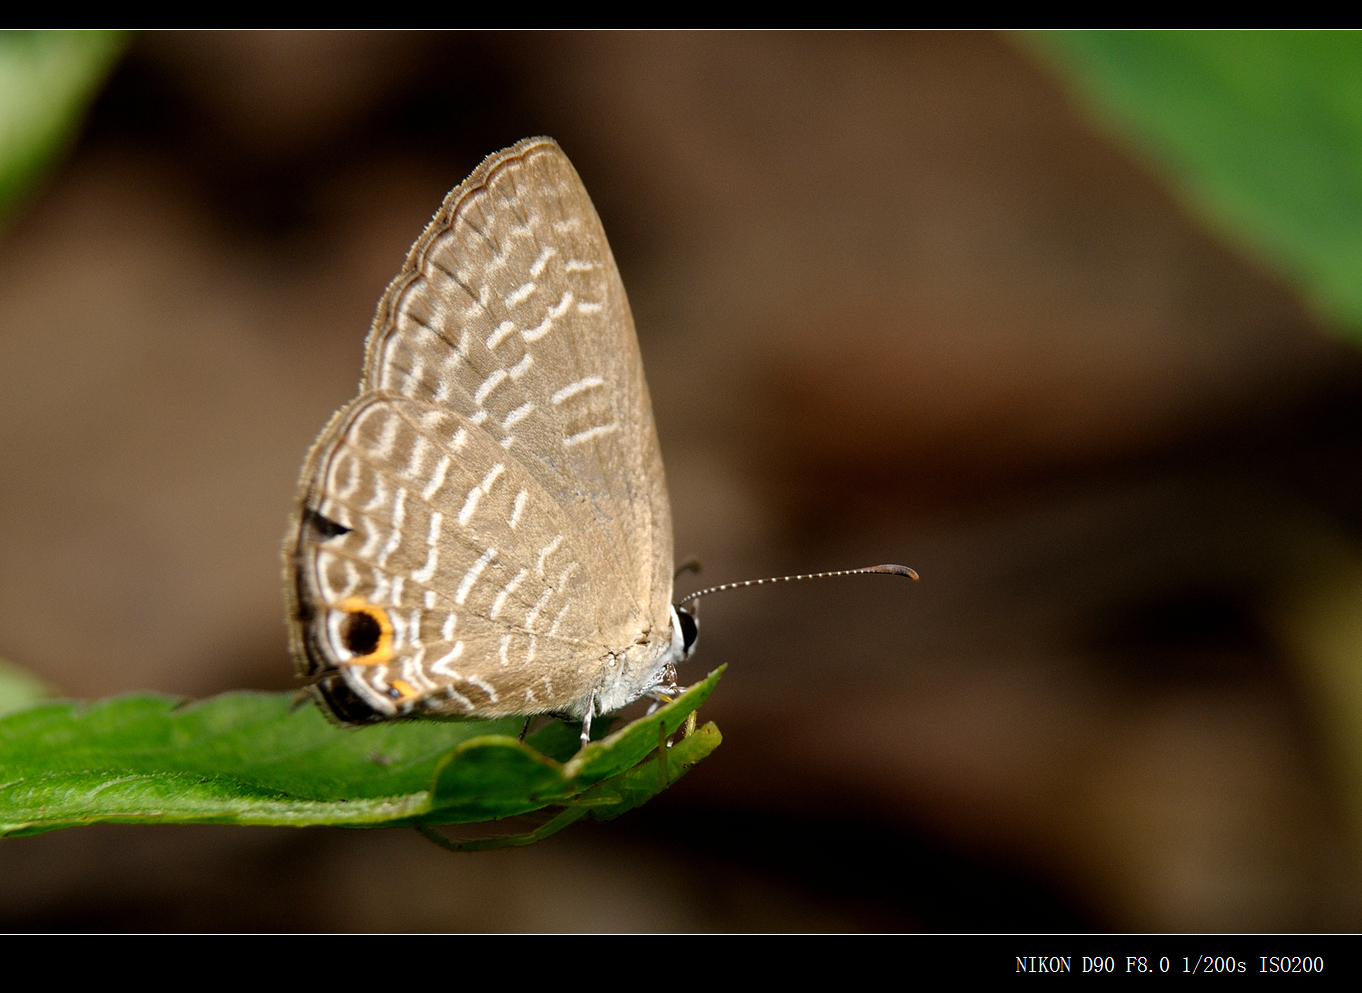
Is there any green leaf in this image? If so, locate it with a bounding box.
[0,31,126,224]
[1023,31,1362,337]
[0,666,724,840]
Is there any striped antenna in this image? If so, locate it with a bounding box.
[676,564,918,606]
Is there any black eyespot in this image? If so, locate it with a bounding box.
[314,674,383,725]
[677,607,699,652]
[305,509,351,539]
[342,611,382,656]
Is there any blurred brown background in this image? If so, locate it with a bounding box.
[3,31,1362,930]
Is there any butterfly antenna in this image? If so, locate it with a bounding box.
[676,563,918,606]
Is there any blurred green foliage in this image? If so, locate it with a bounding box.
[0,31,124,224]
[1028,31,1362,339]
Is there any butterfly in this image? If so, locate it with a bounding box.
[284,137,696,735]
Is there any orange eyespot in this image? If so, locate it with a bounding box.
[334,596,394,665]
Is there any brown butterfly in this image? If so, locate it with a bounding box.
[284,138,690,735]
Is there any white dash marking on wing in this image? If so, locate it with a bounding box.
[460,284,490,318]
[457,486,483,527]
[411,546,439,585]
[430,641,464,677]
[401,356,425,397]
[356,520,382,560]
[389,575,405,607]
[402,435,430,481]
[509,490,528,530]
[369,569,390,605]
[552,376,605,405]
[334,454,360,500]
[371,414,401,459]
[422,454,451,501]
[548,291,573,319]
[522,313,553,342]
[508,353,533,379]
[473,368,508,405]
[468,675,500,701]
[536,535,563,577]
[441,612,457,642]
[564,259,595,273]
[491,568,528,620]
[410,511,443,583]
[365,668,391,696]
[548,604,570,637]
[564,423,620,447]
[498,635,511,667]
[470,410,488,426]
[553,218,580,233]
[377,488,407,566]
[525,634,537,664]
[577,300,603,314]
[361,475,388,514]
[486,320,516,350]
[505,282,536,308]
[454,547,496,605]
[403,652,434,693]
[529,246,556,277]
[458,463,504,526]
[525,587,553,629]
[424,589,436,609]
[317,553,348,603]
[451,427,468,450]
[556,561,579,590]
[502,402,533,430]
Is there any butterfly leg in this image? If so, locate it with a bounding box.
[519,716,533,742]
[642,662,681,713]
[579,689,596,745]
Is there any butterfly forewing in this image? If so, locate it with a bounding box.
[286,138,675,721]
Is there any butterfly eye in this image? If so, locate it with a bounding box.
[332,597,394,665]
[676,607,699,654]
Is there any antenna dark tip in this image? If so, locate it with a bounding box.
[872,564,919,580]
